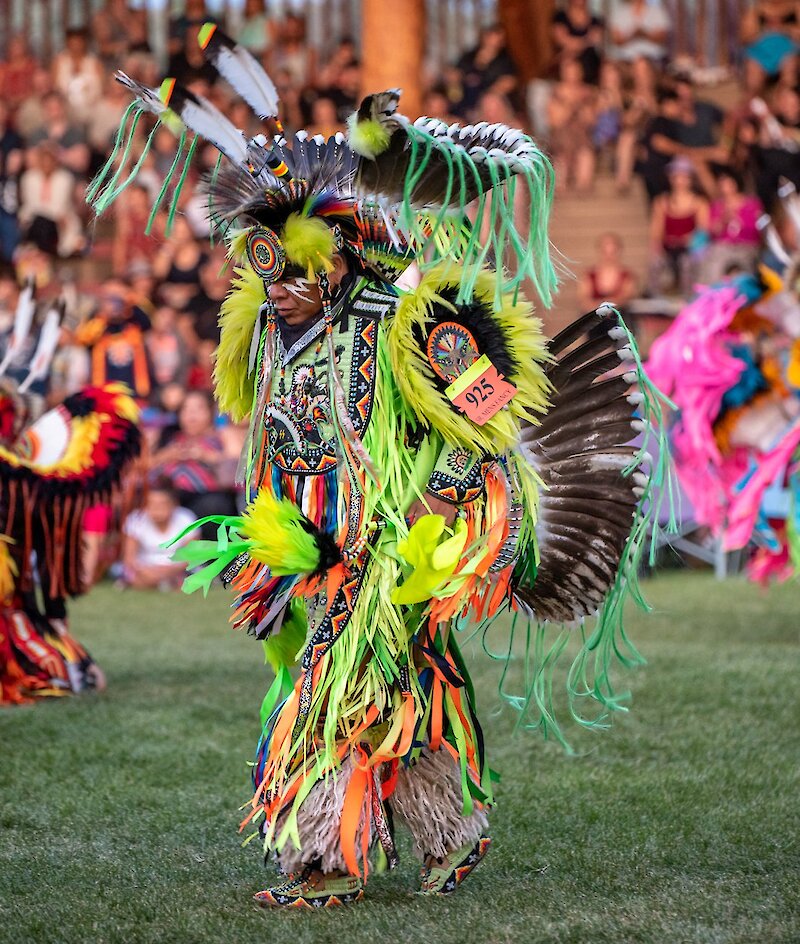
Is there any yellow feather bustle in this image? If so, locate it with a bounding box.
[387,264,552,453]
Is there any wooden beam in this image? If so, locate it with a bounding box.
[718,0,728,66]
[497,0,555,81]
[2,0,12,57]
[697,0,708,65]
[361,0,425,118]
[674,0,689,60]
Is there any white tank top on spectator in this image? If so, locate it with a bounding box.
[609,1,671,62]
[124,507,198,568]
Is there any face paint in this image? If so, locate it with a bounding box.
[282,277,315,301]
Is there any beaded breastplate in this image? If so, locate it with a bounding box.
[266,281,396,475]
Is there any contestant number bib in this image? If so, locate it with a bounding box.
[445,354,517,425]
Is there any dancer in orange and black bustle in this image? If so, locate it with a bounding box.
[0,284,140,704]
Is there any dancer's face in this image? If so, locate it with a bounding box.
[267,253,348,326]
[267,273,321,326]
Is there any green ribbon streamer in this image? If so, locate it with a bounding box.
[86,100,138,204]
[259,665,294,728]
[165,134,199,234]
[145,128,188,235]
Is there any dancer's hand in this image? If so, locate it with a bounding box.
[406,492,458,528]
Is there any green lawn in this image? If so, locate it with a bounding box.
[1,572,798,944]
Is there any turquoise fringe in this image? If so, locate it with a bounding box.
[397,122,557,312]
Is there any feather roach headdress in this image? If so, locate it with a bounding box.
[89,24,557,305]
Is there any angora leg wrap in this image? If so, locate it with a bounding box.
[391,747,489,861]
[272,755,375,875]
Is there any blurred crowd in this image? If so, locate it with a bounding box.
[0,0,799,583]
[532,0,800,301]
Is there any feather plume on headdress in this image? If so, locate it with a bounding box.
[198,23,280,122]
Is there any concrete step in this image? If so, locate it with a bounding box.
[541,171,652,334]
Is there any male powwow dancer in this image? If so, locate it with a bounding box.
[97,25,672,906]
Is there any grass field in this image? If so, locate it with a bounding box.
[1,572,798,944]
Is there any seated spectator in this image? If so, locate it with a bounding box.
[150,389,238,534]
[112,184,161,277]
[552,0,605,85]
[121,479,198,590]
[272,66,304,132]
[237,0,277,56]
[48,325,90,403]
[15,69,56,141]
[741,0,800,94]
[155,381,187,424]
[315,37,358,93]
[228,99,260,141]
[529,0,603,137]
[268,14,317,92]
[140,381,186,453]
[547,58,597,194]
[307,96,344,138]
[747,86,800,210]
[127,259,158,319]
[593,61,625,153]
[477,91,521,126]
[0,36,39,111]
[151,124,183,180]
[147,303,189,396]
[673,75,728,195]
[609,0,671,66]
[322,62,362,125]
[423,87,461,124]
[703,170,764,283]
[636,88,684,201]
[0,102,23,264]
[19,143,85,257]
[187,338,216,393]
[579,232,638,310]
[76,277,153,401]
[92,0,151,65]
[616,56,657,192]
[26,91,90,178]
[185,248,231,343]
[648,158,710,296]
[119,49,160,89]
[168,0,215,57]
[152,216,207,309]
[169,24,218,88]
[450,23,517,118]
[52,28,104,129]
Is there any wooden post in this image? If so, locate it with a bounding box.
[497,0,556,81]
[360,0,425,118]
[718,0,727,66]
[2,0,13,56]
